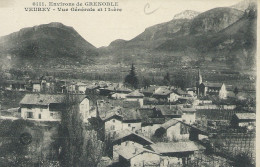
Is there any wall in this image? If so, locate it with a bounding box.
[142,124,161,138]
[125,97,143,107]
[105,118,123,134]
[182,113,196,124]
[168,93,179,102]
[79,98,90,121]
[21,106,61,121]
[130,152,160,167]
[122,122,142,132]
[166,123,189,141]
[33,84,41,92]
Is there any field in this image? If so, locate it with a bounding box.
[212,132,255,163]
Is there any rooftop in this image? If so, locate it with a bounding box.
[127,90,144,97]
[202,82,223,88]
[235,113,256,120]
[161,118,179,130]
[20,94,87,106]
[149,141,205,154]
[113,130,153,145]
[117,145,157,160]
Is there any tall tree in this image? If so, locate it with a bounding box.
[124,64,139,89]
[58,93,84,167]
[163,72,171,86]
[233,87,239,97]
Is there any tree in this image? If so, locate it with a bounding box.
[142,77,151,89]
[233,87,239,97]
[163,72,171,86]
[232,152,254,167]
[124,64,139,89]
[58,93,84,167]
[58,93,105,167]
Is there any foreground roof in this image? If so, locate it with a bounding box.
[235,113,256,120]
[149,141,205,154]
[117,145,158,160]
[113,130,153,145]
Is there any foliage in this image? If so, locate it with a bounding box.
[58,94,84,167]
[58,93,104,167]
[163,72,171,86]
[124,64,139,89]
[232,152,254,167]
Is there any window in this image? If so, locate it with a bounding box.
[128,124,131,127]
[27,112,33,118]
[111,125,115,130]
[38,114,41,119]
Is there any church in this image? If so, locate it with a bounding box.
[196,69,227,99]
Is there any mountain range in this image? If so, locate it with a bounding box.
[0,0,257,73]
[0,22,98,68]
[100,0,257,72]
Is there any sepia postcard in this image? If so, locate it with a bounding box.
[0,0,258,166]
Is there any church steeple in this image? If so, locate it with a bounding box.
[198,69,202,85]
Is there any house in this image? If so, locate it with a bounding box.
[20,94,90,122]
[147,141,205,165]
[230,113,256,128]
[3,80,27,91]
[198,82,228,99]
[154,105,182,120]
[125,90,144,107]
[196,69,228,98]
[76,82,89,94]
[112,130,154,161]
[98,106,142,139]
[117,145,160,167]
[111,93,127,99]
[152,87,172,100]
[140,85,159,97]
[31,80,41,92]
[139,108,165,137]
[181,107,196,124]
[154,119,190,142]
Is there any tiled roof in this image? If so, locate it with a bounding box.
[98,106,122,121]
[202,82,223,88]
[141,86,159,94]
[235,113,256,120]
[161,118,179,129]
[173,88,188,95]
[98,105,141,122]
[181,107,196,113]
[149,141,205,154]
[117,145,157,160]
[122,108,142,121]
[127,90,144,97]
[20,94,87,106]
[113,130,153,145]
[155,105,182,116]
[153,87,172,96]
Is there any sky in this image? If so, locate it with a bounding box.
[0,0,241,47]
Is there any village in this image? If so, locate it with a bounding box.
[0,65,256,167]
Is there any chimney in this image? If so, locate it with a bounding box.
[133,148,137,154]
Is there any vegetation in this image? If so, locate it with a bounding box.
[124,64,139,89]
[58,93,104,167]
